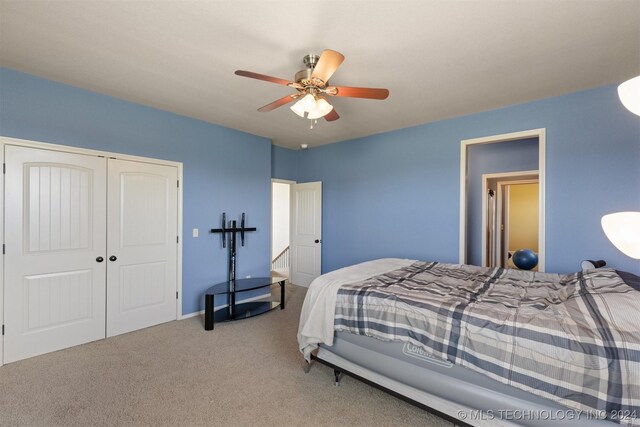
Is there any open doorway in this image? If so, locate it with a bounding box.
[271,179,293,278]
[271,179,323,286]
[483,172,539,269]
[460,128,546,271]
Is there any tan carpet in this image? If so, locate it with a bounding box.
[0,284,453,427]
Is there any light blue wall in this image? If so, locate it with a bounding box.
[3,68,638,294]
[466,138,539,265]
[271,145,298,181]
[297,85,640,275]
[0,68,272,315]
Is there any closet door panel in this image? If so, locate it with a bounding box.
[106,159,178,337]
[4,145,107,363]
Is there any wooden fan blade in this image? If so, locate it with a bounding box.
[257,93,301,112]
[324,108,339,122]
[328,86,389,100]
[311,50,345,84]
[235,70,293,86]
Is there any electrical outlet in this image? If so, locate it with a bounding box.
[192,228,199,238]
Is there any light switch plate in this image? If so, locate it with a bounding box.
[192,228,199,237]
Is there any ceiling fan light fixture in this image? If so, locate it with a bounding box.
[307,97,333,119]
[290,93,316,117]
[290,101,306,117]
[301,93,317,110]
[236,48,389,125]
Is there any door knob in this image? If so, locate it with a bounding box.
[109,255,117,262]
[315,239,321,243]
[96,256,104,263]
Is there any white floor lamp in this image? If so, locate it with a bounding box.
[618,75,640,116]
[602,212,640,260]
[602,78,640,261]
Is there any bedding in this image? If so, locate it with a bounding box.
[298,259,640,425]
[297,258,415,360]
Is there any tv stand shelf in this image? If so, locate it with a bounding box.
[203,276,286,330]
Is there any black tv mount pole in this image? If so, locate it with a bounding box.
[210,213,257,316]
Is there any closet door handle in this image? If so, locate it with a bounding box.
[96,256,104,263]
[109,255,117,262]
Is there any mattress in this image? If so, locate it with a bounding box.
[320,331,615,426]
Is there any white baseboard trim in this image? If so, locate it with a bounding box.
[179,293,272,320]
[180,309,204,320]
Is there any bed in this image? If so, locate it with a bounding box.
[298,259,640,426]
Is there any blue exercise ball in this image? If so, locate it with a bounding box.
[512,249,538,270]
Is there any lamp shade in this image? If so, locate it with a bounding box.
[290,101,306,117]
[290,94,316,117]
[299,93,317,111]
[618,76,640,116]
[601,212,640,259]
[307,98,333,119]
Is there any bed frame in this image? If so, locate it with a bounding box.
[307,339,615,427]
[310,352,472,426]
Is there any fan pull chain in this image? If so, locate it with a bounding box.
[309,119,318,130]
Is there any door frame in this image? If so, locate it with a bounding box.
[497,179,539,268]
[481,171,539,267]
[270,178,295,278]
[0,136,184,366]
[0,140,4,367]
[459,128,546,271]
[499,183,510,268]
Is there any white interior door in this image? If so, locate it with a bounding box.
[290,182,322,287]
[4,145,107,363]
[106,159,178,337]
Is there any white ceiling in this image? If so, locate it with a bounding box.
[1,1,639,149]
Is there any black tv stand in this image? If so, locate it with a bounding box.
[205,212,285,330]
[203,276,285,330]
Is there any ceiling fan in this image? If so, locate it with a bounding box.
[235,49,389,123]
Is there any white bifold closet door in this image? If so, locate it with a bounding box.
[106,158,178,337]
[4,146,107,363]
[4,146,179,363]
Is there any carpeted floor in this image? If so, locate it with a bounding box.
[0,284,454,427]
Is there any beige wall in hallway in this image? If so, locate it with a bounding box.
[272,182,290,258]
[508,183,539,253]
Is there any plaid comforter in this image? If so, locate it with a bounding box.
[334,262,640,425]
